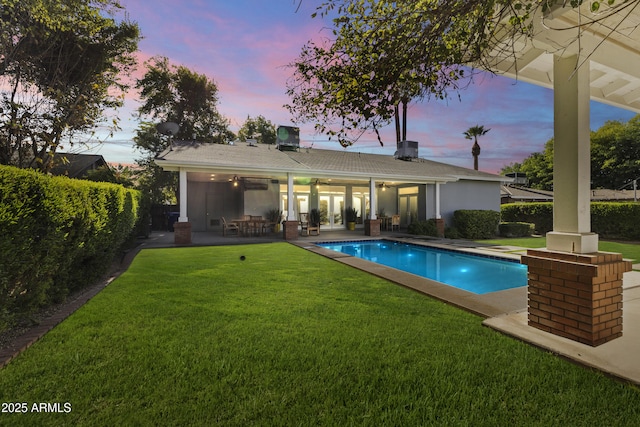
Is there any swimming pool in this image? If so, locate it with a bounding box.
[316,240,527,295]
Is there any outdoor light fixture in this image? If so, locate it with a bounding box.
[315,179,319,188]
[381,182,386,191]
[233,175,239,187]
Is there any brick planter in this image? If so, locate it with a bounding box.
[282,220,299,240]
[522,249,631,346]
[365,219,380,237]
[173,222,192,245]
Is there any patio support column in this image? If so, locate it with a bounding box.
[546,54,597,254]
[369,179,377,220]
[523,54,630,346]
[178,168,188,222]
[365,178,380,236]
[435,183,441,220]
[174,168,191,244]
[435,182,444,237]
[283,172,298,240]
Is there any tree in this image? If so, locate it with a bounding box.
[135,56,233,145]
[591,116,640,189]
[500,139,553,191]
[237,116,277,144]
[0,0,140,171]
[84,164,136,188]
[134,57,233,204]
[286,1,492,147]
[463,125,490,170]
[501,115,640,190]
[287,0,631,148]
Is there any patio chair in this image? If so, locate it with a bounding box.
[391,214,401,231]
[221,217,239,236]
[250,215,267,236]
[299,213,309,236]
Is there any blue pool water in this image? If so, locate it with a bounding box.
[317,240,527,294]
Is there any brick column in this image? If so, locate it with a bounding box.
[173,222,192,245]
[282,220,299,241]
[435,219,445,238]
[365,219,380,237]
[522,249,631,346]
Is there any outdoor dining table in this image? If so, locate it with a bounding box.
[232,218,267,236]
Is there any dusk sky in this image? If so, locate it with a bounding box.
[87,0,638,173]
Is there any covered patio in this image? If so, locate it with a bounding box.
[155,140,505,242]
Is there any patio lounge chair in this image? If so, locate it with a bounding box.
[221,217,239,236]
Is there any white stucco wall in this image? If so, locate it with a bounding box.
[438,180,501,227]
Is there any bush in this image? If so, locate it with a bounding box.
[0,165,140,330]
[498,222,534,237]
[453,210,500,239]
[591,202,640,240]
[444,227,461,239]
[501,202,640,240]
[501,203,553,234]
[407,219,439,237]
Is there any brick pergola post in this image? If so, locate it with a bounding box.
[522,249,631,346]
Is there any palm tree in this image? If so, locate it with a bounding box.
[464,125,490,171]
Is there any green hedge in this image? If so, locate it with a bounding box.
[407,219,439,237]
[500,202,640,240]
[453,210,500,239]
[498,222,534,238]
[501,203,553,234]
[0,165,140,330]
[591,202,640,240]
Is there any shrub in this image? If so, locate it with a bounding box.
[444,226,461,239]
[501,203,553,234]
[407,219,438,237]
[591,202,640,240]
[498,222,534,237]
[0,165,140,330]
[453,210,500,239]
[501,202,640,240]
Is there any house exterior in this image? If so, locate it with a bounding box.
[154,140,506,238]
[49,153,109,178]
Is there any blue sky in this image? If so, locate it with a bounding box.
[86,0,637,173]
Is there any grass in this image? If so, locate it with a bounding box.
[478,236,640,263]
[1,243,639,425]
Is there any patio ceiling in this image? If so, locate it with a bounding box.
[482,2,640,113]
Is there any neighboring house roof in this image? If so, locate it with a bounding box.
[501,185,554,202]
[49,153,108,178]
[590,189,638,201]
[155,141,506,184]
[501,185,638,202]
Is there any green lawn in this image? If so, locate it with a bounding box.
[1,243,639,425]
[478,236,640,263]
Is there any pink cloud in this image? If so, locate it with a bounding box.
[98,0,634,174]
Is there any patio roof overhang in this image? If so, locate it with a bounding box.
[483,2,640,113]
